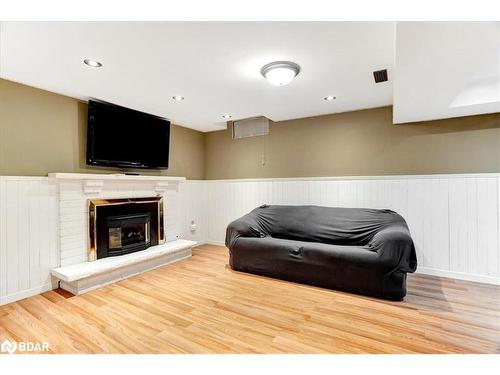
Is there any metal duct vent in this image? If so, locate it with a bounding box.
[232,116,269,139]
[373,69,388,83]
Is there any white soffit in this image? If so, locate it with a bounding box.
[0,22,394,132]
[394,22,500,124]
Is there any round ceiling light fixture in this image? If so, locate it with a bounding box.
[172,95,185,101]
[83,59,102,68]
[261,61,300,86]
[324,95,337,101]
[222,114,232,119]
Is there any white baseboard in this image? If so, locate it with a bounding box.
[200,240,226,247]
[416,267,500,285]
[0,282,56,306]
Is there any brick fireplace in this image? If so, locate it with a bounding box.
[48,173,196,295]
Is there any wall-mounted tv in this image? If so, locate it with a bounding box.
[86,100,170,169]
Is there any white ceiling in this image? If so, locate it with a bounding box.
[1,22,498,131]
[394,22,500,123]
[0,22,395,132]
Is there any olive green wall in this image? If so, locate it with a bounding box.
[2,78,499,180]
[204,107,500,179]
[0,79,205,179]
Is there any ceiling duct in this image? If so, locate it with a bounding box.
[373,69,388,83]
[232,116,269,139]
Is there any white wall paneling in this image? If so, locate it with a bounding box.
[178,181,208,244]
[0,177,58,305]
[1,173,499,306]
[201,174,500,285]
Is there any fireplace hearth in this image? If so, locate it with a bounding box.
[89,197,164,261]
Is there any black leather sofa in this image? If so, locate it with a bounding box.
[226,205,417,300]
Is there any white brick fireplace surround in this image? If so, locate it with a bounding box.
[48,173,197,295]
[1,172,499,305]
[49,173,187,266]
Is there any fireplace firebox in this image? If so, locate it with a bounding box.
[89,197,164,261]
[107,212,151,256]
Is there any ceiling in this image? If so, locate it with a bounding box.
[0,22,394,132]
[394,22,500,123]
[0,22,498,132]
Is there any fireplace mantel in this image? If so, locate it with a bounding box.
[48,173,185,182]
[48,173,186,193]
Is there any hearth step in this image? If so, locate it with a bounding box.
[51,239,197,295]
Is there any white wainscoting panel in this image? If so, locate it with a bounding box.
[201,174,500,285]
[179,181,208,244]
[0,177,59,305]
[1,174,499,306]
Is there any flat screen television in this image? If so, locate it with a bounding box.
[86,100,170,169]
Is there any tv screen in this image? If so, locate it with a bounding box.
[86,100,170,169]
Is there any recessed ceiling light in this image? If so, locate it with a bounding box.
[172,95,185,101]
[261,61,300,86]
[83,59,102,68]
[222,114,232,119]
[324,96,337,101]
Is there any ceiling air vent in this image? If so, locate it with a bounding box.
[373,69,388,83]
[232,117,269,139]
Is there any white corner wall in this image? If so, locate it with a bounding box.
[1,173,499,305]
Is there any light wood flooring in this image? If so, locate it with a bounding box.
[1,245,499,354]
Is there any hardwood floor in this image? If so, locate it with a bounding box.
[1,245,499,354]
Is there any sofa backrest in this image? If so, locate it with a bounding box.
[250,205,407,246]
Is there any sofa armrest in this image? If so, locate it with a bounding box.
[369,226,417,273]
[225,213,266,248]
